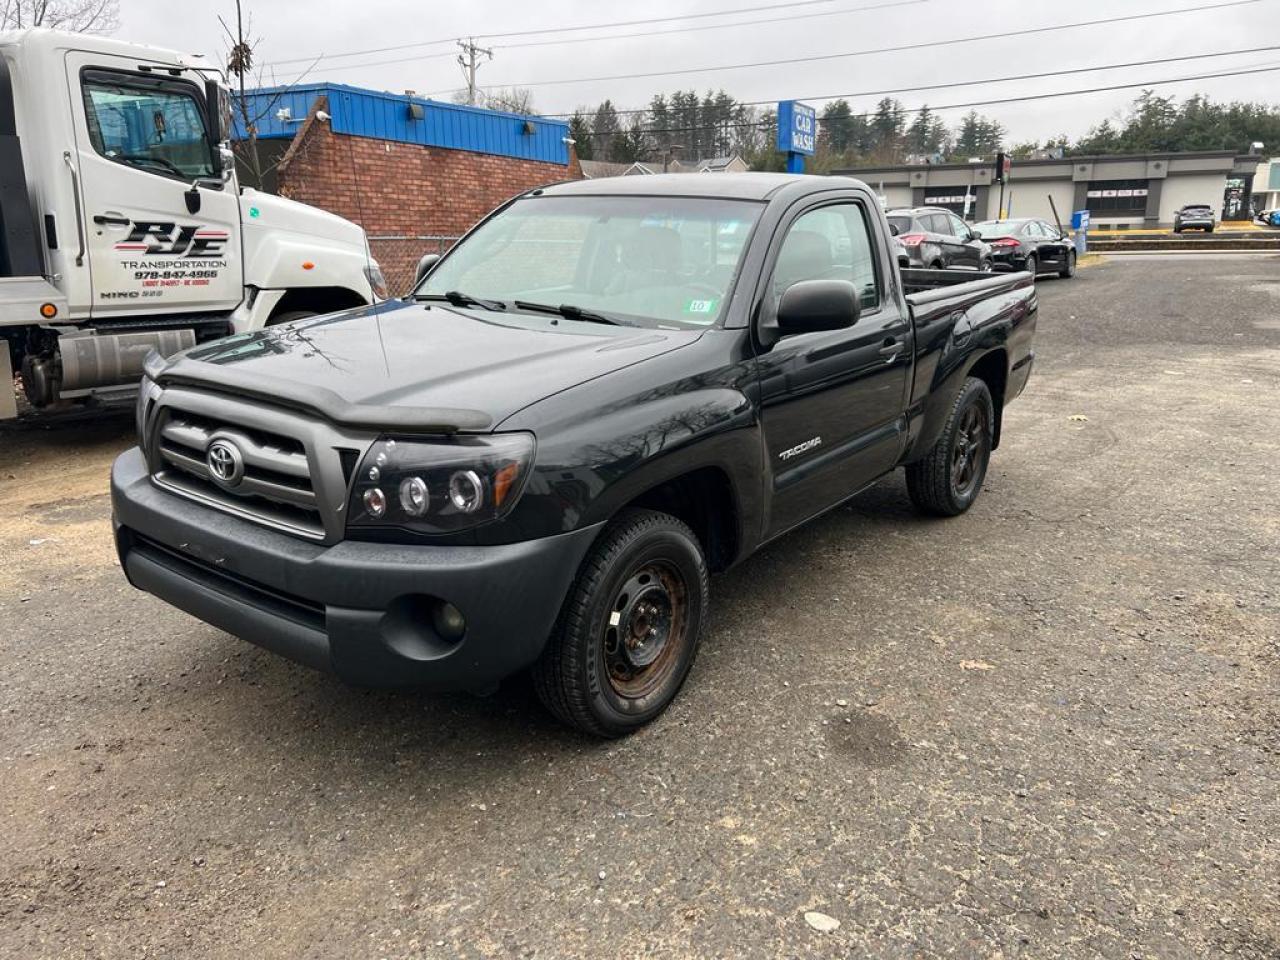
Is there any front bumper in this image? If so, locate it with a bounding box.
[111,447,601,691]
[1176,218,1214,230]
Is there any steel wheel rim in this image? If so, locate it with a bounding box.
[951,404,988,497]
[601,560,689,700]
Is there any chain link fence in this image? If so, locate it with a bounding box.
[367,236,460,297]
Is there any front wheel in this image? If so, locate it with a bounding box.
[533,509,708,737]
[905,377,995,517]
[1059,249,1077,279]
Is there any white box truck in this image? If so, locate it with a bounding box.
[0,28,386,419]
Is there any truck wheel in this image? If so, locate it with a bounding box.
[1059,249,1077,279]
[533,509,708,738]
[905,377,995,517]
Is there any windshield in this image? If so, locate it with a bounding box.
[416,195,763,329]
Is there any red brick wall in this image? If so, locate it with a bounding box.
[274,101,581,293]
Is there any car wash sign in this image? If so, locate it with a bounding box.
[777,100,816,173]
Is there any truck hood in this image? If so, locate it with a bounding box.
[239,189,366,248]
[155,300,702,433]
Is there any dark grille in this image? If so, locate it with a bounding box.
[151,408,325,540]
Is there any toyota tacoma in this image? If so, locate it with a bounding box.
[111,173,1037,737]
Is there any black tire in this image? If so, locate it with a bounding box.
[1024,253,1037,279]
[905,377,995,517]
[1059,249,1076,279]
[979,257,993,272]
[1205,226,1214,233]
[1173,227,1183,234]
[533,509,708,738]
[267,309,318,327]
[930,260,944,270]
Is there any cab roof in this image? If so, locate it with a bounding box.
[535,172,869,202]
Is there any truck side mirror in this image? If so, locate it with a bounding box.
[415,253,441,286]
[774,279,860,335]
[204,79,230,169]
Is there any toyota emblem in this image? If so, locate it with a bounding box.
[206,439,245,488]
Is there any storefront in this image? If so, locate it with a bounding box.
[840,150,1263,228]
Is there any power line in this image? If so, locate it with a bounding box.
[468,0,1265,91]
[611,61,1280,136]
[538,44,1280,118]
[259,0,869,69]
[496,0,927,51]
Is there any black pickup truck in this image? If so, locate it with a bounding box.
[111,173,1037,737]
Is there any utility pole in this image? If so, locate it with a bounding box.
[457,38,493,107]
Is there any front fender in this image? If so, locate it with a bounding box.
[508,386,764,546]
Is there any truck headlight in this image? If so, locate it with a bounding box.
[347,433,534,535]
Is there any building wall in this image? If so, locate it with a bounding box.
[1001,179,1076,226]
[274,99,580,293]
[1159,174,1228,223]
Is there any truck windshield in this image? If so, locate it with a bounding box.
[416,195,763,329]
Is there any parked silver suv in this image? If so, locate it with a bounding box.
[1173,204,1216,233]
[887,207,992,271]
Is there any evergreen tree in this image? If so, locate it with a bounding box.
[568,112,593,161]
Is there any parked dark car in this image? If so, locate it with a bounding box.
[1173,204,1216,233]
[972,218,1077,279]
[112,174,1037,737]
[887,206,991,271]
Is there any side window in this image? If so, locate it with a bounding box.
[773,203,880,311]
[948,214,969,237]
[81,71,215,180]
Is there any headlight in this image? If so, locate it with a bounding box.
[347,433,535,535]
[363,261,389,300]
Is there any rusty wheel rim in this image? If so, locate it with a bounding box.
[602,560,688,700]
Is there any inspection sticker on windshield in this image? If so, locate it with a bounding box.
[685,298,717,315]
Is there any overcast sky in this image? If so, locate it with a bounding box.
[119,0,1280,144]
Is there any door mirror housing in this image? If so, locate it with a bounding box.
[414,252,441,287]
[772,279,860,337]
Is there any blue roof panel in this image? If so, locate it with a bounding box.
[234,83,569,165]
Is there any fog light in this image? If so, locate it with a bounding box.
[399,476,429,516]
[433,601,466,640]
[363,487,386,518]
[448,469,483,513]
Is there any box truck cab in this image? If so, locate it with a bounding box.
[0,28,384,419]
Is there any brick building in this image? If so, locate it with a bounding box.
[234,83,581,293]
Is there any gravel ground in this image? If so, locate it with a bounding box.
[1,256,1277,959]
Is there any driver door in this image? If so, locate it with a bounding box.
[755,199,911,537]
[64,50,242,318]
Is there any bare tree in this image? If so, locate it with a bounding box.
[0,0,119,32]
[219,0,318,190]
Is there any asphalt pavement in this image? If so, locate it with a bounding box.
[1,255,1277,959]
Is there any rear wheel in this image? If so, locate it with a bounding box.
[979,256,993,272]
[1059,249,1077,279]
[930,260,944,270]
[906,377,994,517]
[1024,253,1037,280]
[533,509,708,738]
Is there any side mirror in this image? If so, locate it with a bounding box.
[773,279,860,336]
[414,252,441,286]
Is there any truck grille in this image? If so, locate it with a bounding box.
[152,409,325,540]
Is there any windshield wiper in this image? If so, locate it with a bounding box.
[114,154,187,177]
[512,300,626,326]
[416,290,506,311]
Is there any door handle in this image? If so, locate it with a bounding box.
[92,214,131,226]
[878,337,904,358]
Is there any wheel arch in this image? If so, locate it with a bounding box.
[267,286,370,321]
